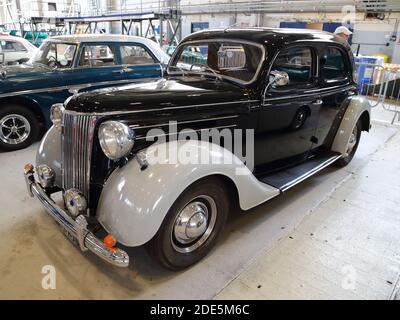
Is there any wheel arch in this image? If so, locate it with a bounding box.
[0,96,46,126]
[331,95,371,156]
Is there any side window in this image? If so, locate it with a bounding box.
[271,47,313,86]
[121,45,155,65]
[79,45,115,67]
[13,41,27,51]
[0,41,27,52]
[320,47,347,80]
[177,44,208,67]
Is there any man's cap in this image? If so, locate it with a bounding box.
[334,26,353,36]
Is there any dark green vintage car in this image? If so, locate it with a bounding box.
[0,34,169,151]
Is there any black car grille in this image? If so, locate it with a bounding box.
[61,111,98,202]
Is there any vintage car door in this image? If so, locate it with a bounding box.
[255,45,321,171]
[61,42,126,95]
[117,42,163,80]
[312,44,357,150]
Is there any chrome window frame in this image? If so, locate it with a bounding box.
[75,43,118,69]
[167,38,267,86]
[120,42,158,66]
[29,39,79,70]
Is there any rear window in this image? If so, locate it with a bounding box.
[321,47,347,80]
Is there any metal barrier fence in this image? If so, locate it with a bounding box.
[356,62,400,124]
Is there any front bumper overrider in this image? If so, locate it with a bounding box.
[24,165,129,267]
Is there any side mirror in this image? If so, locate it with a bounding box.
[269,70,289,87]
[262,70,290,103]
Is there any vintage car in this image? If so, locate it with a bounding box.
[0,34,170,150]
[0,35,37,65]
[24,28,371,270]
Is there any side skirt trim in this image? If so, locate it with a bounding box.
[280,154,341,192]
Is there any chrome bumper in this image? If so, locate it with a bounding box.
[24,166,129,267]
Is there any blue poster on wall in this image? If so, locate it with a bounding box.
[280,22,307,29]
[191,22,209,33]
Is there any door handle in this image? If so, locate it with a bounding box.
[120,67,134,74]
[113,68,133,74]
[312,99,323,106]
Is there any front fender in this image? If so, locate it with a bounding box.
[35,126,62,187]
[331,95,371,155]
[97,140,279,247]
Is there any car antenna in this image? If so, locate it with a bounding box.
[223,22,240,33]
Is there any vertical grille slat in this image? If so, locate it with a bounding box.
[61,111,97,203]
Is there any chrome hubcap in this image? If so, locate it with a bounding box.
[345,126,358,157]
[0,114,31,145]
[172,195,217,253]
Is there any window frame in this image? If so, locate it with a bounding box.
[119,42,158,66]
[268,44,318,92]
[28,40,78,69]
[168,38,267,86]
[75,43,118,69]
[0,40,28,53]
[318,44,351,84]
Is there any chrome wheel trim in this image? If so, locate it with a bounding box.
[171,195,217,254]
[294,111,306,129]
[0,114,31,145]
[344,125,358,157]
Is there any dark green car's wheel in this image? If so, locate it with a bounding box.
[147,177,229,270]
[335,120,362,167]
[0,105,39,151]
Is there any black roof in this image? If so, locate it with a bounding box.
[182,27,348,49]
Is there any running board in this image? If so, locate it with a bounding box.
[258,152,342,192]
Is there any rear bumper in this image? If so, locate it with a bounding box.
[24,166,129,268]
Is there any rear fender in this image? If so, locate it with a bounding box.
[331,96,371,155]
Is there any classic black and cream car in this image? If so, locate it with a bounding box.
[24,28,371,270]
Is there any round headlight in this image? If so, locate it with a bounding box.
[98,121,135,160]
[36,164,55,188]
[50,103,64,130]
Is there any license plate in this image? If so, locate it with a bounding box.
[58,223,79,247]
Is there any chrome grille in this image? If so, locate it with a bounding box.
[61,111,97,200]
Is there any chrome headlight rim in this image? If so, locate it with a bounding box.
[98,121,135,161]
[50,103,64,130]
[36,164,55,188]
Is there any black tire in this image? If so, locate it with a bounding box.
[290,107,308,130]
[335,120,362,167]
[0,104,39,151]
[147,177,229,270]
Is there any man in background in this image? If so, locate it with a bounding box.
[334,26,353,42]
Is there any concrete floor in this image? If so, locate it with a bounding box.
[216,127,400,300]
[0,107,399,299]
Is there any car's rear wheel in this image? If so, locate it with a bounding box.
[0,105,39,151]
[335,120,362,167]
[147,177,229,270]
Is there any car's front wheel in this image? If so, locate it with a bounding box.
[0,105,39,151]
[147,177,229,270]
